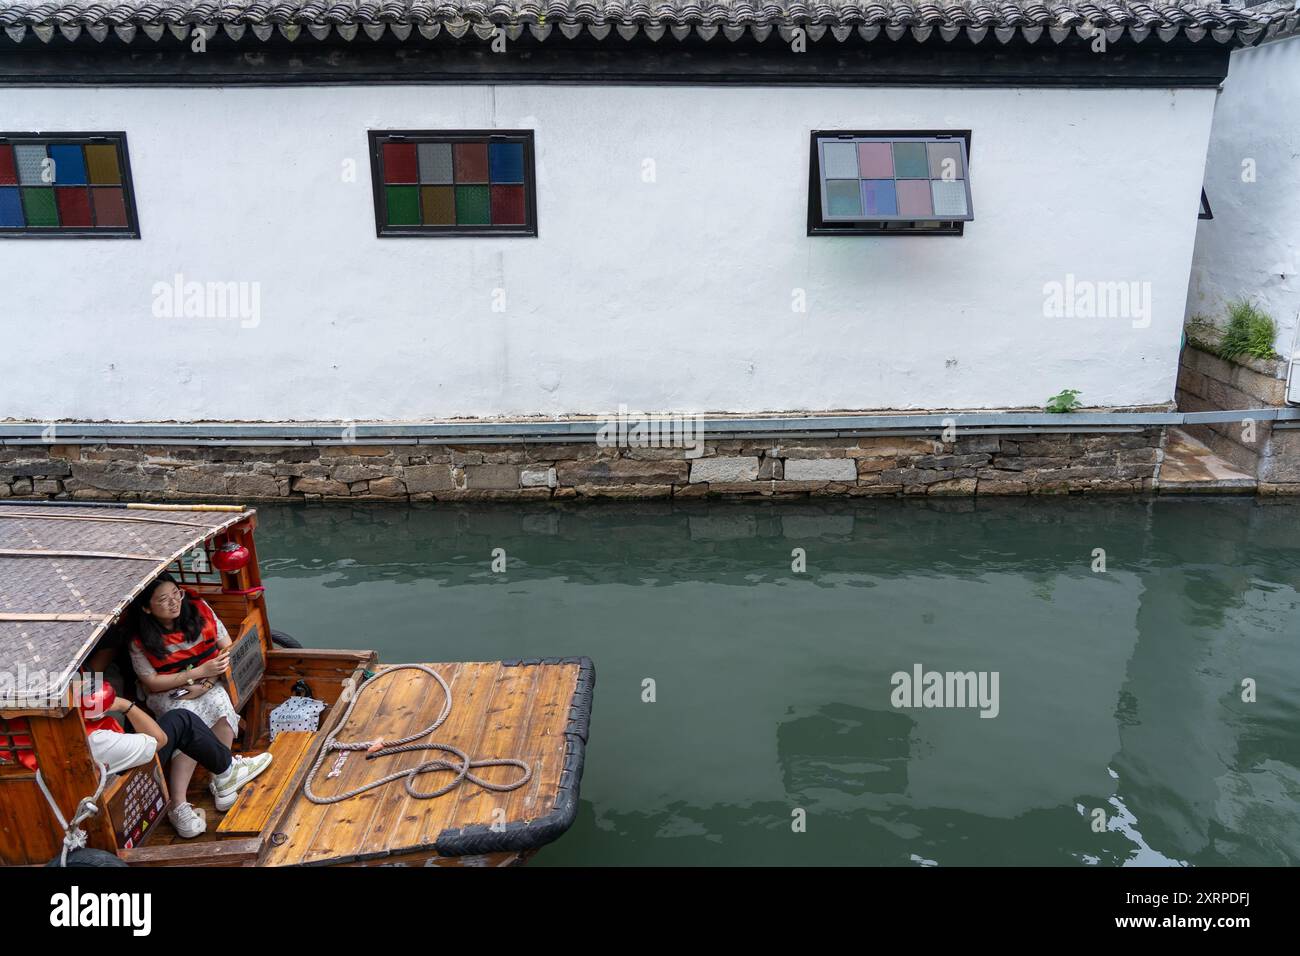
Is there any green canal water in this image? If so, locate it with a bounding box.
[252,497,1300,866]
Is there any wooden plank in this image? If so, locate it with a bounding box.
[353,662,461,858]
[299,664,434,864]
[443,663,544,837]
[0,777,62,865]
[380,662,504,855]
[215,732,314,836]
[265,648,376,669]
[120,836,260,867]
[261,662,408,866]
[506,664,577,823]
[394,661,521,851]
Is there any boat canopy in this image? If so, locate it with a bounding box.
[0,504,250,709]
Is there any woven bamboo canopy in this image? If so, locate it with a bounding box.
[0,504,250,708]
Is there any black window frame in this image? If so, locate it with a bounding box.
[0,131,141,239]
[807,129,973,237]
[368,129,538,238]
[1199,187,1214,221]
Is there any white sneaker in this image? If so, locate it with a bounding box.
[169,802,207,839]
[211,752,274,812]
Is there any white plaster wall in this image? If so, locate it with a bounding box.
[0,85,1214,422]
[1185,38,1300,361]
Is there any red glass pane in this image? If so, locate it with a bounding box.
[55,187,92,227]
[91,187,128,227]
[0,146,15,186]
[490,185,526,225]
[382,143,418,184]
[453,143,489,183]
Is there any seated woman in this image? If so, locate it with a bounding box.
[127,573,247,834]
[86,688,272,838]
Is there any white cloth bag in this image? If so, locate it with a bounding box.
[269,696,327,741]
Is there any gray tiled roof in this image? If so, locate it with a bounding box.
[0,0,1294,46]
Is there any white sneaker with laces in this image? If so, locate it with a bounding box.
[211,752,274,812]
[169,802,207,839]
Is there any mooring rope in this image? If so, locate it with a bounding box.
[302,663,532,805]
[36,761,109,867]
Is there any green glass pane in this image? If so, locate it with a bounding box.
[892,142,929,179]
[20,187,58,227]
[385,186,420,226]
[455,185,490,225]
[824,180,861,218]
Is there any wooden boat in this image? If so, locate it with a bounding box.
[0,502,593,867]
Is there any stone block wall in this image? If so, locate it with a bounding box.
[0,430,1166,502]
[1175,342,1299,489]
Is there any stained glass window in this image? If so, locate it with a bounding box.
[370,131,536,237]
[809,132,973,236]
[0,133,139,237]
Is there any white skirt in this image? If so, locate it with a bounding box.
[146,683,240,737]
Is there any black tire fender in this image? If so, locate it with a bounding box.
[270,630,303,649]
[46,848,128,867]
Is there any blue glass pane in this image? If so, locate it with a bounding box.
[488,142,525,184]
[0,187,23,227]
[861,179,898,217]
[47,145,88,185]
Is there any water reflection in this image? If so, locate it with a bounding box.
[252,496,1300,866]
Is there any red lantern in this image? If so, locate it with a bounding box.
[212,541,251,573]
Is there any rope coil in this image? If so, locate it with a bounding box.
[302,664,532,805]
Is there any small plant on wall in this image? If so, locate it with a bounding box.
[1217,300,1278,361]
[1045,389,1082,414]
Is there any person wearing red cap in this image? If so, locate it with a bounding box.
[85,687,272,839]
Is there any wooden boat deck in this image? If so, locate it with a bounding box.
[259,658,591,866]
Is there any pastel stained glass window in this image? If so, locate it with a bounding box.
[0,135,138,236]
[814,134,973,231]
[371,131,536,235]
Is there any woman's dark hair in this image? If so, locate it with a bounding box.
[134,572,202,658]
